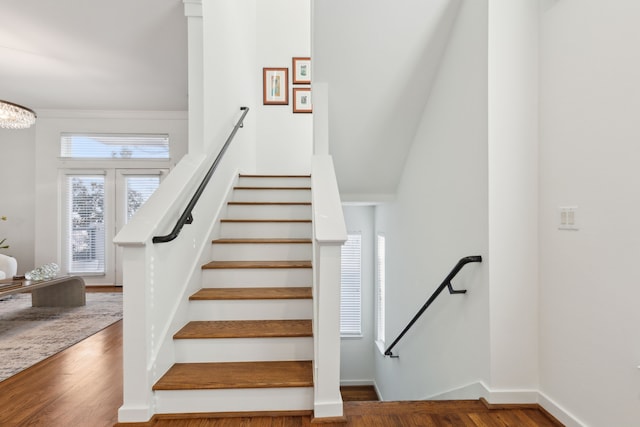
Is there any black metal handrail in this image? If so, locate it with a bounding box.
[384,255,482,358]
[153,106,249,244]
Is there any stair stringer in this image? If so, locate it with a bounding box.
[148,171,242,400]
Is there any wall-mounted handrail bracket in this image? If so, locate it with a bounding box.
[383,255,482,358]
[447,281,467,294]
[152,107,249,244]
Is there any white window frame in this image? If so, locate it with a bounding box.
[340,233,362,337]
[375,233,386,353]
[60,133,170,160]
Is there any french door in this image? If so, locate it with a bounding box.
[62,168,166,285]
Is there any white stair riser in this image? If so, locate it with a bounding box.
[202,268,312,287]
[232,189,311,203]
[189,299,312,321]
[238,177,310,187]
[211,243,312,261]
[174,337,313,363]
[220,222,311,239]
[226,204,311,220]
[155,387,313,414]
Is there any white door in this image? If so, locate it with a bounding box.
[114,169,165,284]
[62,169,165,285]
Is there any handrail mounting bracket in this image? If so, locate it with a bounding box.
[447,281,467,294]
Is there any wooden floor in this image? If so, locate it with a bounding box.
[0,299,562,427]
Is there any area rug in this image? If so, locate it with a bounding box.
[0,292,122,382]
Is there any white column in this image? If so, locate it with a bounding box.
[184,0,204,155]
[487,0,539,399]
[312,83,329,155]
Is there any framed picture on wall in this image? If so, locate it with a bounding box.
[292,57,311,85]
[263,68,289,105]
[293,87,312,113]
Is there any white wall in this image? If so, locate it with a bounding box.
[539,1,640,425]
[373,0,489,400]
[487,0,539,396]
[340,205,375,385]
[201,0,311,175]
[202,0,257,164]
[256,0,312,174]
[0,127,36,272]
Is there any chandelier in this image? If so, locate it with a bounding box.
[0,100,37,129]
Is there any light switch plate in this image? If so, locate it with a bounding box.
[558,206,579,230]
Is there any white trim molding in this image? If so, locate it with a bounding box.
[426,381,586,427]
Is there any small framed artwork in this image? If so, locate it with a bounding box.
[263,67,289,105]
[293,88,312,113]
[292,57,311,85]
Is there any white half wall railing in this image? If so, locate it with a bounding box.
[311,154,347,419]
[113,109,252,423]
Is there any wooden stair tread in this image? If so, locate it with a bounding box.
[228,201,311,206]
[174,319,312,339]
[190,287,312,300]
[153,361,313,391]
[202,260,312,269]
[220,219,311,223]
[234,186,311,190]
[239,174,311,178]
[212,238,312,244]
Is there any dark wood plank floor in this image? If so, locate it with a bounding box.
[0,306,562,427]
[0,319,123,426]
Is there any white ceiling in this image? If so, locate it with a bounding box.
[0,0,188,112]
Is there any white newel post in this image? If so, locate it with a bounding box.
[313,242,344,418]
[118,245,155,422]
[311,155,346,419]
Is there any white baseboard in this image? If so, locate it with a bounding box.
[538,391,585,427]
[424,381,586,426]
[117,405,153,423]
[314,399,344,418]
[426,381,490,401]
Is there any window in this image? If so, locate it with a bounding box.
[59,133,168,284]
[376,233,386,345]
[60,133,169,159]
[65,174,106,275]
[124,175,161,223]
[340,233,362,336]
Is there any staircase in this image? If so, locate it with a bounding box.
[152,174,315,414]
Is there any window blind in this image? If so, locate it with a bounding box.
[66,175,105,274]
[125,175,161,223]
[340,233,362,336]
[60,133,169,159]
